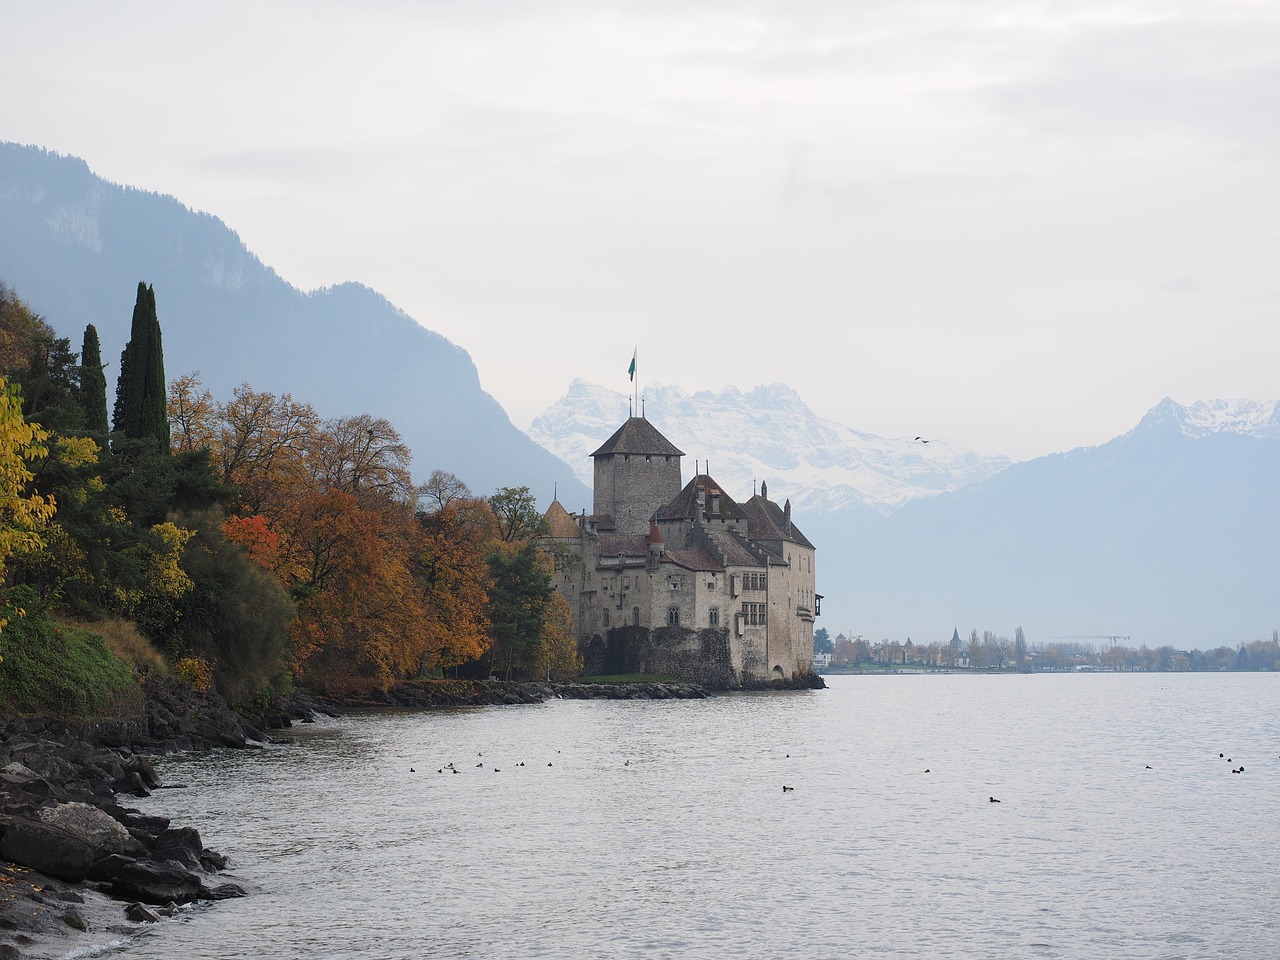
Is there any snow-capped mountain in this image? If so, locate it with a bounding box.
[1134,397,1280,440]
[527,380,1013,521]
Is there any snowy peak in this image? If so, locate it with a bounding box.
[527,381,1013,519]
[1136,397,1280,440]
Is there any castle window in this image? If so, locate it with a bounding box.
[645,454,651,462]
[623,576,631,589]
[668,606,680,626]
[709,607,720,626]
[633,607,640,626]
[603,609,610,628]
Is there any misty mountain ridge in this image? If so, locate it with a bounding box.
[0,142,590,507]
[842,396,1280,647]
[529,379,1012,522]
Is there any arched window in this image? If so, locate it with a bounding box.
[667,606,680,626]
[709,607,720,626]
[602,609,610,628]
[632,607,640,626]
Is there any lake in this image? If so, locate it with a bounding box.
[74,673,1280,959]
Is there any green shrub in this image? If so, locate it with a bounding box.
[0,607,142,718]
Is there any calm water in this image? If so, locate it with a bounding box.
[74,674,1279,959]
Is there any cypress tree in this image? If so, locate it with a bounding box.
[113,282,170,453]
[78,323,109,436]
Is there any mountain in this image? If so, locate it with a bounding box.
[844,397,1280,648]
[0,142,589,508]
[529,379,1011,521]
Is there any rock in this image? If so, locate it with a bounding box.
[124,902,163,923]
[199,881,246,900]
[37,801,148,859]
[0,816,96,882]
[108,858,204,905]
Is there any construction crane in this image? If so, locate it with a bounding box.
[1052,635,1131,647]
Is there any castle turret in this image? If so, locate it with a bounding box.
[590,417,684,536]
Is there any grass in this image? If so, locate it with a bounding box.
[0,609,144,719]
[57,613,169,678]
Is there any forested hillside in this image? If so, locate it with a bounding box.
[0,283,580,718]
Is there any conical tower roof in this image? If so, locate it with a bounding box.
[591,416,684,458]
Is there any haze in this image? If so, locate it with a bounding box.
[6,0,1278,460]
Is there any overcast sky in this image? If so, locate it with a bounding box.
[7,0,1278,460]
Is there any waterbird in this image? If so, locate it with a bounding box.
[915,437,930,443]
[548,762,553,766]
[782,785,794,792]
[989,796,1001,803]
[924,769,930,773]
[410,767,415,773]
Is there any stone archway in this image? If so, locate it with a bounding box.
[771,665,785,679]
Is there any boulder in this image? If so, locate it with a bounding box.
[37,801,148,859]
[108,858,204,905]
[0,816,95,881]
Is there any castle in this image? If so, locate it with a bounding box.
[541,414,820,687]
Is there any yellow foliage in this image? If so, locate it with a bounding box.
[0,378,55,631]
[174,655,215,692]
[52,435,100,468]
[145,522,196,600]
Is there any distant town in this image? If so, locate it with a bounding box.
[813,627,1280,673]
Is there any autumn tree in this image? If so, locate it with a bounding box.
[310,413,413,503]
[0,379,56,617]
[418,469,471,512]
[536,591,582,681]
[168,372,216,454]
[413,497,493,670]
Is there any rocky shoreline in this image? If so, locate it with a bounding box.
[0,672,820,957]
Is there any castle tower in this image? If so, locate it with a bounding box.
[591,416,684,536]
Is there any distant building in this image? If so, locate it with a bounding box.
[541,414,820,687]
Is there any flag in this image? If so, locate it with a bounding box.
[628,349,637,382]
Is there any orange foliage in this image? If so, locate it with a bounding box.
[221,514,281,570]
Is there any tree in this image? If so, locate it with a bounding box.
[78,324,109,437]
[813,627,832,655]
[0,379,56,619]
[310,414,413,503]
[486,541,553,679]
[1014,626,1027,670]
[488,486,546,544]
[114,282,170,453]
[167,372,216,454]
[536,591,582,681]
[418,469,471,513]
[413,500,493,669]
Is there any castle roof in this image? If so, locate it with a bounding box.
[655,473,741,522]
[662,548,723,572]
[739,492,814,549]
[704,528,767,568]
[596,533,651,558]
[543,500,581,538]
[590,416,685,458]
